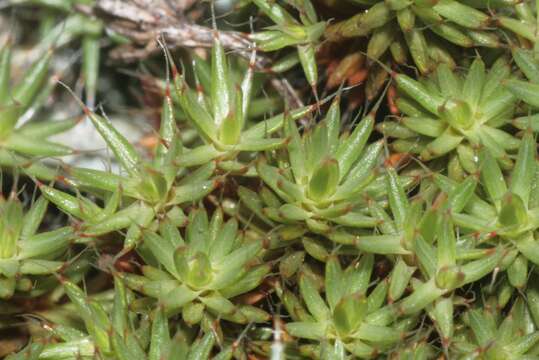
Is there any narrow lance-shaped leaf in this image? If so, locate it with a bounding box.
[156,87,177,166]
[482,56,511,101]
[18,226,74,259]
[4,133,72,157]
[82,201,151,237]
[84,108,141,176]
[0,149,58,181]
[217,241,262,274]
[325,3,392,40]
[345,253,374,297]
[299,271,330,323]
[368,23,396,60]
[177,84,218,143]
[244,103,315,139]
[149,306,171,360]
[513,48,539,84]
[170,180,218,206]
[388,258,415,302]
[12,49,52,111]
[0,105,21,140]
[0,41,11,106]
[192,55,211,94]
[333,140,383,200]
[404,28,432,75]
[252,0,296,25]
[112,276,129,337]
[436,63,460,99]
[70,167,125,194]
[38,184,103,222]
[144,231,177,276]
[325,96,341,156]
[306,121,329,175]
[467,309,494,347]
[285,112,305,184]
[219,88,242,145]
[187,332,215,360]
[437,213,456,269]
[386,166,409,231]
[395,74,444,115]
[298,44,318,90]
[325,255,343,310]
[401,116,444,137]
[448,175,477,213]
[18,117,79,138]
[507,255,528,289]
[241,48,256,121]
[335,112,374,177]
[479,147,507,207]
[0,199,23,258]
[431,296,454,347]
[21,196,48,239]
[504,78,539,108]
[82,35,100,107]
[211,31,230,128]
[186,209,210,254]
[396,278,446,316]
[516,232,539,266]
[222,137,285,151]
[63,280,111,353]
[510,131,536,207]
[355,234,409,254]
[460,247,503,285]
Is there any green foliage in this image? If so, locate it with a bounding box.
[2,0,539,359]
[327,0,502,73]
[380,57,520,176]
[0,192,76,299]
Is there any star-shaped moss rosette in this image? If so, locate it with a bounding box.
[243,97,393,237]
[38,81,219,251]
[237,99,425,253]
[278,254,414,358]
[380,56,519,173]
[178,51,283,123]
[118,207,270,325]
[320,160,510,352]
[0,191,77,299]
[173,27,314,173]
[327,161,507,341]
[231,158,420,254]
[8,277,235,360]
[356,190,509,338]
[247,0,325,93]
[450,293,539,359]
[435,131,539,276]
[0,42,76,161]
[415,204,514,352]
[326,0,502,74]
